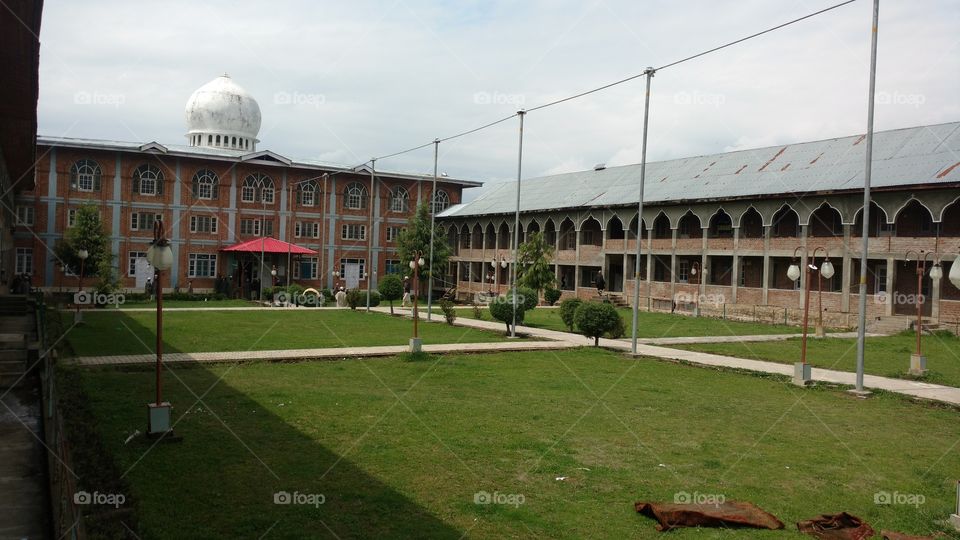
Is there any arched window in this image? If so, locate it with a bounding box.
[192,169,219,200]
[344,182,367,210]
[297,180,318,207]
[431,189,450,214]
[242,172,274,203]
[133,164,163,196]
[69,159,101,192]
[389,186,409,213]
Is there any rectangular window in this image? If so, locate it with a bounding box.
[263,220,274,237]
[385,259,401,275]
[262,187,275,204]
[15,206,34,226]
[386,226,402,242]
[341,224,367,241]
[678,261,689,283]
[130,212,162,231]
[240,219,260,236]
[190,215,218,234]
[128,251,148,276]
[295,222,320,238]
[241,185,256,203]
[877,264,887,293]
[294,257,318,279]
[77,174,94,192]
[15,248,33,275]
[67,208,78,227]
[301,190,315,207]
[188,253,217,278]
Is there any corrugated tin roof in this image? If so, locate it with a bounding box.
[36,135,484,187]
[440,122,960,218]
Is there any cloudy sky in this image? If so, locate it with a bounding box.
[37,0,959,188]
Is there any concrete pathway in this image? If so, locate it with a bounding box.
[633,331,871,346]
[0,383,48,539]
[382,307,960,407]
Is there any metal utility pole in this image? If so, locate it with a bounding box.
[511,111,526,338]
[631,68,655,354]
[854,0,880,394]
[427,139,440,321]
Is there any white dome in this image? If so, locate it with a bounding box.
[185,74,261,151]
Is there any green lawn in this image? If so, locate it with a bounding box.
[67,348,959,538]
[66,309,512,356]
[671,331,960,388]
[442,305,802,338]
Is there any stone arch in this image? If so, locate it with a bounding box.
[738,207,764,238]
[606,215,625,240]
[940,197,960,236]
[497,222,510,249]
[543,218,557,246]
[677,211,702,239]
[808,203,843,237]
[852,202,891,237]
[653,212,671,239]
[484,223,496,249]
[707,208,733,238]
[579,216,602,246]
[626,214,647,240]
[894,199,936,237]
[558,217,576,250]
[770,205,800,238]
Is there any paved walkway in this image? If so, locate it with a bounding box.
[0,384,48,539]
[68,306,960,407]
[382,308,960,407]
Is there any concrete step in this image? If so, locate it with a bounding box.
[0,351,27,363]
[0,334,26,350]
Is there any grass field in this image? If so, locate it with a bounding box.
[671,330,960,388]
[66,309,512,356]
[68,348,959,539]
[109,299,255,309]
[443,305,803,338]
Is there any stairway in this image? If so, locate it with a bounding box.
[866,315,916,335]
[0,296,37,389]
[595,292,630,308]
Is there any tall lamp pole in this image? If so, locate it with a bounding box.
[787,246,820,387]
[409,250,425,352]
[689,261,705,317]
[427,139,440,321]
[146,219,175,438]
[630,67,655,354]
[905,250,937,376]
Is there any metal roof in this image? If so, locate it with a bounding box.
[439,122,960,218]
[36,135,484,187]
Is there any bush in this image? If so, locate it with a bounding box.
[605,312,626,339]
[559,298,583,331]
[574,301,621,346]
[513,286,538,312]
[346,289,363,309]
[489,297,526,333]
[286,284,305,296]
[472,304,483,320]
[544,288,561,306]
[321,288,334,303]
[378,274,404,314]
[439,298,457,325]
[367,290,381,307]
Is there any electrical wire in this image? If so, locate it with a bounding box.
[362,0,857,166]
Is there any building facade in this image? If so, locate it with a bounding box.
[18,75,479,295]
[439,123,960,327]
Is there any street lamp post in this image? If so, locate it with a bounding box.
[74,248,89,324]
[787,246,820,387]
[904,250,937,376]
[146,219,175,438]
[812,247,836,338]
[409,250,425,352]
[689,261,705,317]
[271,265,277,287]
[491,255,507,293]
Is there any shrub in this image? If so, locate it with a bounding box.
[321,288,334,303]
[489,297,526,333]
[367,290,381,307]
[286,284,305,296]
[605,312,626,339]
[559,298,583,331]
[544,288,561,306]
[472,304,483,320]
[346,289,363,309]
[439,298,457,325]
[574,301,621,346]
[378,274,404,314]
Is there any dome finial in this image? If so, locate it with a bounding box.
[184,75,261,151]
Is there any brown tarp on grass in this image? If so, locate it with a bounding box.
[634,501,785,531]
[796,513,875,540]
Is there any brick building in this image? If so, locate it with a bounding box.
[18,75,479,296]
[439,123,960,327]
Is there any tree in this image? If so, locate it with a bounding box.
[488,287,537,334]
[559,298,583,331]
[52,204,114,286]
[396,203,451,297]
[517,231,555,300]
[543,288,561,306]
[573,302,622,346]
[378,274,403,314]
